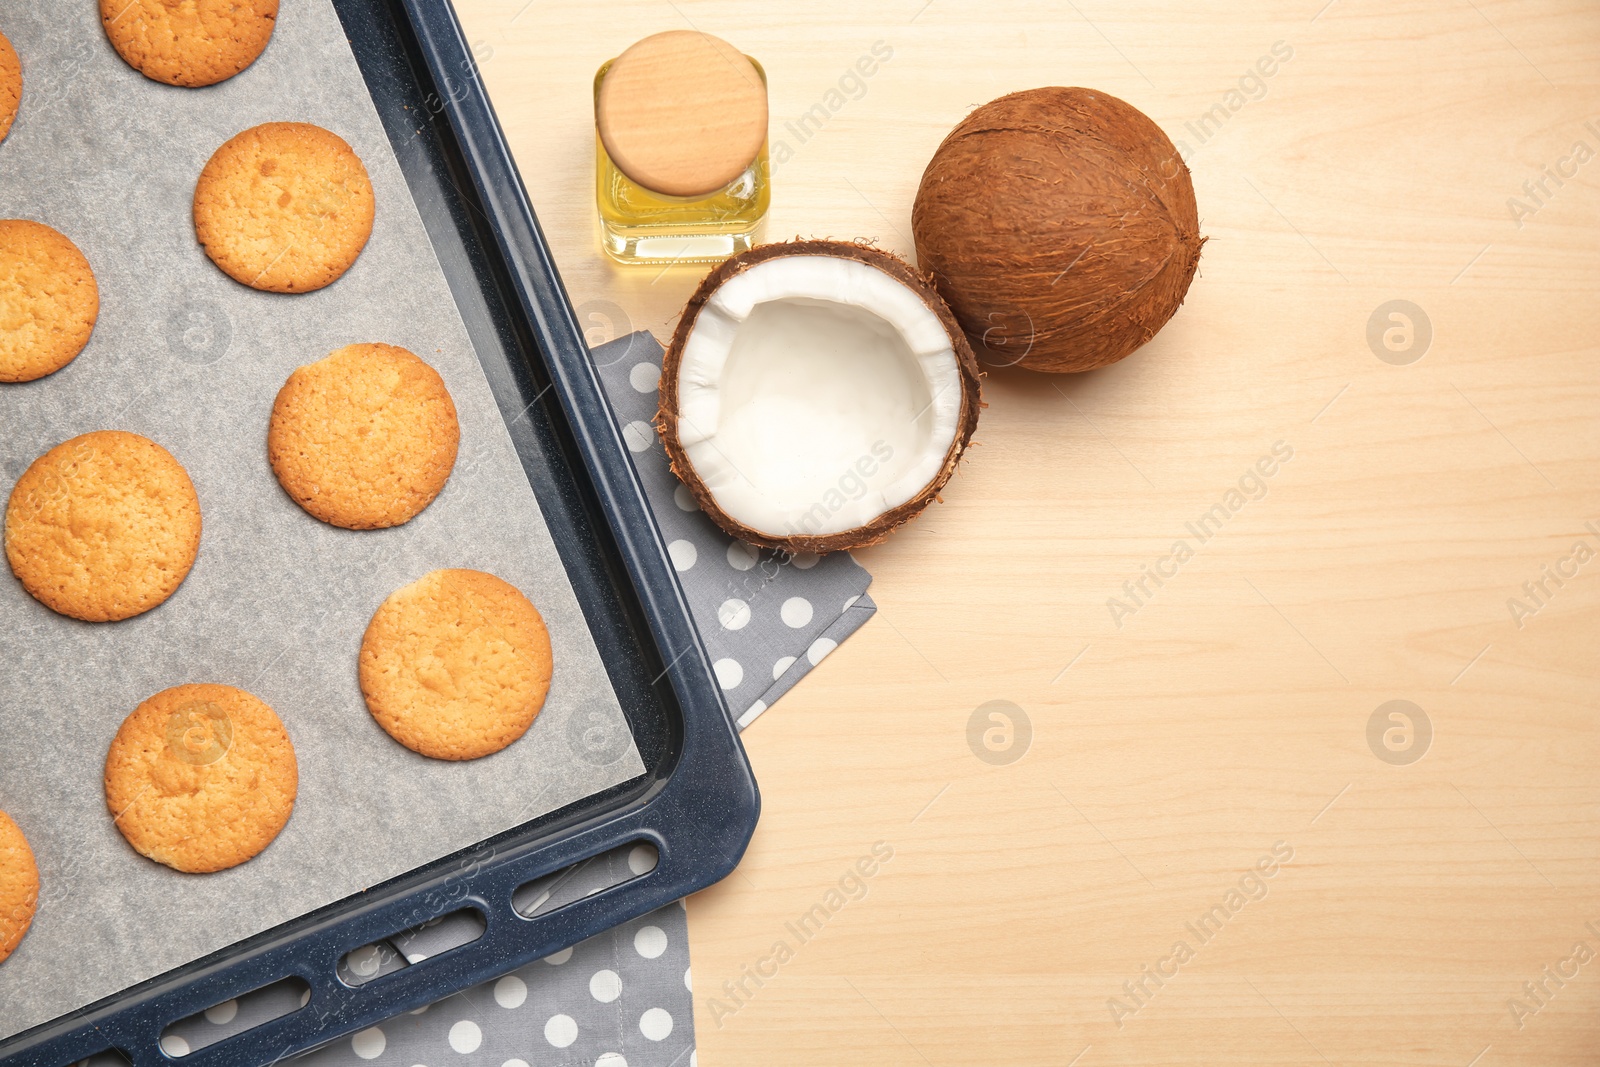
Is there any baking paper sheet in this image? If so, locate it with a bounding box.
[0,0,643,1039]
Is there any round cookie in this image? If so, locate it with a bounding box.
[0,28,20,144]
[268,343,459,530]
[104,683,297,874]
[100,0,278,89]
[0,220,99,383]
[5,431,201,622]
[193,122,374,293]
[360,569,553,761]
[0,811,38,965]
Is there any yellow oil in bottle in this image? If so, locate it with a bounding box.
[594,58,771,265]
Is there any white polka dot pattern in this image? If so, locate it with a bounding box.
[629,362,660,393]
[493,975,526,1009]
[589,968,622,1003]
[640,1007,674,1041]
[634,925,667,960]
[351,1027,384,1060]
[622,420,655,452]
[667,539,698,571]
[713,658,744,690]
[718,598,752,630]
[545,1013,578,1048]
[780,596,814,628]
[807,637,838,665]
[448,1020,481,1054]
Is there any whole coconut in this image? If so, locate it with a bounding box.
[912,87,1204,373]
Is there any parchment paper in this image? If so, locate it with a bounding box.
[0,0,643,1039]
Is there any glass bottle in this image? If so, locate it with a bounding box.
[593,33,771,265]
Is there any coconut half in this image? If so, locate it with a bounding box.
[656,240,982,553]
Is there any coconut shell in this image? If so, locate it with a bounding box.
[655,239,983,554]
[912,87,1205,373]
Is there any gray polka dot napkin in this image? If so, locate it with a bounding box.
[139,331,876,1067]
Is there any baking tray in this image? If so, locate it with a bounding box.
[0,0,758,1063]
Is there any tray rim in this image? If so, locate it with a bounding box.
[0,0,758,1063]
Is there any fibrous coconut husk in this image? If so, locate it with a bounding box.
[912,87,1205,373]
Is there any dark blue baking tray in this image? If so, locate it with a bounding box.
[0,1,758,1064]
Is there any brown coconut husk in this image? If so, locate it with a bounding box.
[912,87,1205,373]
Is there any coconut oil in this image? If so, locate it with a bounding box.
[593,50,771,265]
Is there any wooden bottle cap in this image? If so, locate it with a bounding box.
[597,31,768,199]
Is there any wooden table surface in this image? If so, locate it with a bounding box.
[453,2,1599,1062]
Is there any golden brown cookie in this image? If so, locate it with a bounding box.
[0,28,20,144]
[360,569,553,761]
[268,343,459,530]
[104,683,297,874]
[193,122,374,293]
[100,0,278,88]
[0,811,38,965]
[5,431,202,622]
[0,220,99,383]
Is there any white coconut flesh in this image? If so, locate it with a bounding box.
[673,255,965,538]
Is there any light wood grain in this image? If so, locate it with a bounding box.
[454,1,1600,1063]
